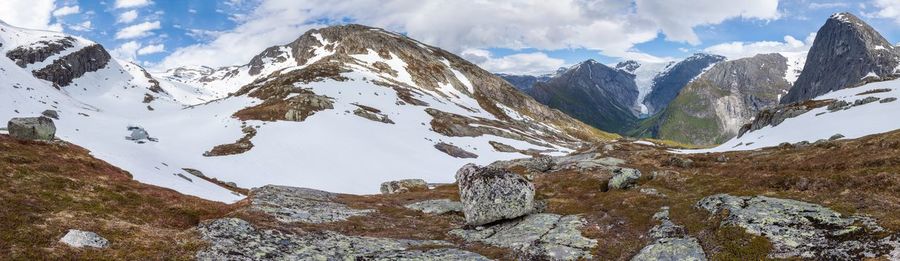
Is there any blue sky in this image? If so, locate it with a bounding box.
[3,0,900,74]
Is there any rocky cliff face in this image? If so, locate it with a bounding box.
[781,12,900,104]
[31,44,111,87]
[643,53,726,114]
[496,73,553,91]
[646,54,790,145]
[527,60,640,134]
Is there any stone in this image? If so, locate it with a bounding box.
[434,142,478,159]
[353,108,395,124]
[715,155,728,162]
[881,97,897,103]
[697,194,898,259]
[829,133,845,140]
[41,110,59,120]
[197,218,488,260]
[59,229,109,248]
[380,179,428,194]
[668,157,693,168]
[450,214,597,260]
[632,207,707,261]
[249,185,373,223]
[456,164,534,226]
[7,116,56,140]
[125,126,156,142]
[640,188,666,198]
[608,168,641,190]
[404,199,463,215]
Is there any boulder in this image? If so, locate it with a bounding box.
[126,126,157,143]
[7,116,56,140]
[380,179,428,194]
[41,110,59,120]
[608,168,641,190]
[456,164,535,226]
[59,229,108,248]
[829,133,845,140]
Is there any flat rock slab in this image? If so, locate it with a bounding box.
[404,199,463,215]
[697,194,899,259]
[197,218,489,260]
[249,185,373,224]
[487,153,624,174]
[450,214,597,260]
[59,229,108,248]
[633,207,706,261]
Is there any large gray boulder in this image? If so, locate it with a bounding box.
[7,116,56,141]
[697,194,900,259]
[608,167,641,190]
[59,229,108,248]
[456,164,535,226]
[380,179,428,194]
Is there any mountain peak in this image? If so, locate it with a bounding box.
[615,60,641,73]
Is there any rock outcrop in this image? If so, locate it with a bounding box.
[31,44,111,88]
[59,229,109,249]
[404,199,463,215]
[782,12,900,104]
[697,194,899,259]
[197,218,489,260]
[434,142,478,159]
[249,185,373,224]
[380,179,428,194]
[607,167,641,190]
[7,116,56,141]
[456,164,535,226]
[632,207,706,261]
[5,36,76,68]
[450,214,597,260]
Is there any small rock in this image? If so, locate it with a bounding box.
[829,134,845,141]
[41,109,59,120]
[640,188,666,197]
[8,116,56,141]
[880,97,897,103]
[59,229,108,248]
[668,157,693,168]
[715,155,728,162]
[126,126,157,142]
[380,179,428,194]
[434,142,478,159]
[456,164,535,226]
[608,168,641,190]
[404,199,463,215]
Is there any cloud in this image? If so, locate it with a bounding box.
[703,33,815,59]
[112,41,142,61]
[461,49,567,75]
[0,0,61,31]
[872,0,900,24]
[69,20,93,32]
[115,0,152,9]
[157,0,783,70]
[635,0,781,45]
[116,21,161,39]
[137,44,165,55]
[53,5,80,17]
[118,10,139,24]
[808,2,849,10]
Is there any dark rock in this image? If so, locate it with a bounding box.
[353,108,394,124]
[41,110,59,120]
[32,44,111,87]
[829,133,846,141]
[881,97,897,103]
[456,164,534,226]
[7,116,56,140]
[434,142,478,159]
[5,36,76,68]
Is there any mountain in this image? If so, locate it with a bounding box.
[0,22,612,202]
[526,60,640,134]
[641,53,726,115]
[637,53,793,145]
[781,12,900,104]
[614,59,675,116]
[495,68,564,91]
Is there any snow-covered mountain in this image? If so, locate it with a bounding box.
[1,22,609,202]
[692,77,900,152]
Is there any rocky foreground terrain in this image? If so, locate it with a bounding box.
[3,123,899,260]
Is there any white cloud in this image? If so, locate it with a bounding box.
[808,2,849,10]
[158,0,783,70]
[53,5,80,17]
[635,0,781,45]
[115,0,152,9]
[118,10,139,24]
[461,49,566,75]
[112,41,142,61]
[116,21,161,39]
[872,0,900,24]
[0,0,61,31]
[137,44,165,55]
[703,33,815,59]
[69,20,93,31]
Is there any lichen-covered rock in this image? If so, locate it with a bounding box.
[608,168,641,190]
[456,164,534,226]
[59,229,109,248]
[434,142,478,159]
[404,199,463,215]
[632,207,706,261]
[196,218,488,260]
[249,185,373,223]
[697,194,899,259]
[380,179,428,194]
[7,116,56,141]
[450,214,596,260]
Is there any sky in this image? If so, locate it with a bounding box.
[1,0,900,75]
